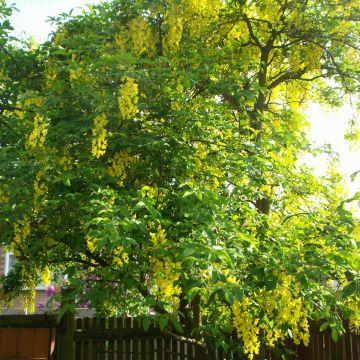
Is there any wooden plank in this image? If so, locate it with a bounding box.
[82,317,91,360]
[356,333,360,360]
[91,317,99,360]
[179,340,186,360]
[133,318,141,360]
[108,317,115,360]
[164,335,171,360]
[0,328,18,358]
[117,317,125,360]
[148,337,155,360]
[156,337,164,360]
[58,310,75,360]
[171,337,178,360]
[0,314,57,328]
[349,332,353,360]
[75,318,83,360]
[344,329,351,360]
[125,317,133,360]
[34,328,52,358]
[74,327,163,340]
[98,318,106,360]
[141,333,148,360]
[17,328,36,358]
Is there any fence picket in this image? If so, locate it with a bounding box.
[108,317,115,360]
[2,314,360,360]
[75,318,82,360]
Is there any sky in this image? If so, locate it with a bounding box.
[6,0,360,200]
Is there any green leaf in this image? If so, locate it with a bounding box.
[169,315,184,334]
[331,327,339,342]
[320,322,330,332]
[159,316,169,332]
[342,282,356,299]
[142,317,151,332]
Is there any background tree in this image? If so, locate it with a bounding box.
[0,0,359,358]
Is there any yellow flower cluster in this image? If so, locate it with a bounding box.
[163,10,183,55]
[22,283,36,314]
[150,226,181,304]
[305,44,322,71]
[113,246,129,268]
[33,171,48,211]
[152,256,181,304]
[23,94,44,108]
[59,147,73,171]
[349,314,360,335]
[0,184,9,203]
[128,17,156,57]
[41,267,52,286]
[91,113,108,158]
[118,77,139,121]
[348,296,360,335]
[25,115,48,150]
[108,150,135,187]
[150,225,167,246]
[13,218,31,244]
[86,236,97,253]
[183,0,222,38]
[44,59,58,89]
[258,275,310,347]
[232,298,260,360]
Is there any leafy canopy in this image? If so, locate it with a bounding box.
[0,0,359,358]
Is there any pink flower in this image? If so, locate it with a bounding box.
[36,302,46,311]
[79,300,91,309]
[45,285,57,297]
[52,301,61,310]
[88,274,101,281]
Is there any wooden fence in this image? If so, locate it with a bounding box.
[1,314,360,359]
[298,325,360,360]
[71,317,208,360]
[0,314,56,360]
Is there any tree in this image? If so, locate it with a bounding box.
[0,0,359,358]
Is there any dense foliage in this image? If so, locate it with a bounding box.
[1,0,359,358]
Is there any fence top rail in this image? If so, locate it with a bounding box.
[0,314,58,328]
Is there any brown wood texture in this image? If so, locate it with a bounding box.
[1,314,360,359]
[72,317,206,360]
[0,327,52,359]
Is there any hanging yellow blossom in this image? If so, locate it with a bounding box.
[33,171,48,210]
[91,113,108,158]
[149,226,181,305]
[22,283,36,314]
[118,77,139,121]
[108,150,135,187]
[150,225,167,246]
[58,146,73,171]
[232,297,260,360]
[13,218,31,244]
[152,256,181,304]
[348,296,360,335]
[163,10,183,55]
[256,275,310,347]
[0,184,9,203]
[41,267,52,286]
[25,115,48,151]
[128,16,156,56]
[113,246,129,268]
[86,236,97,253]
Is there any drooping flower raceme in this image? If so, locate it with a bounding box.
[118,77,139,121]
[91,113,108,158]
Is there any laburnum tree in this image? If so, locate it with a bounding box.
[1,0,359,358]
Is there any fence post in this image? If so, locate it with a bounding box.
[58,309,75,360]
[57,289,75,360]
